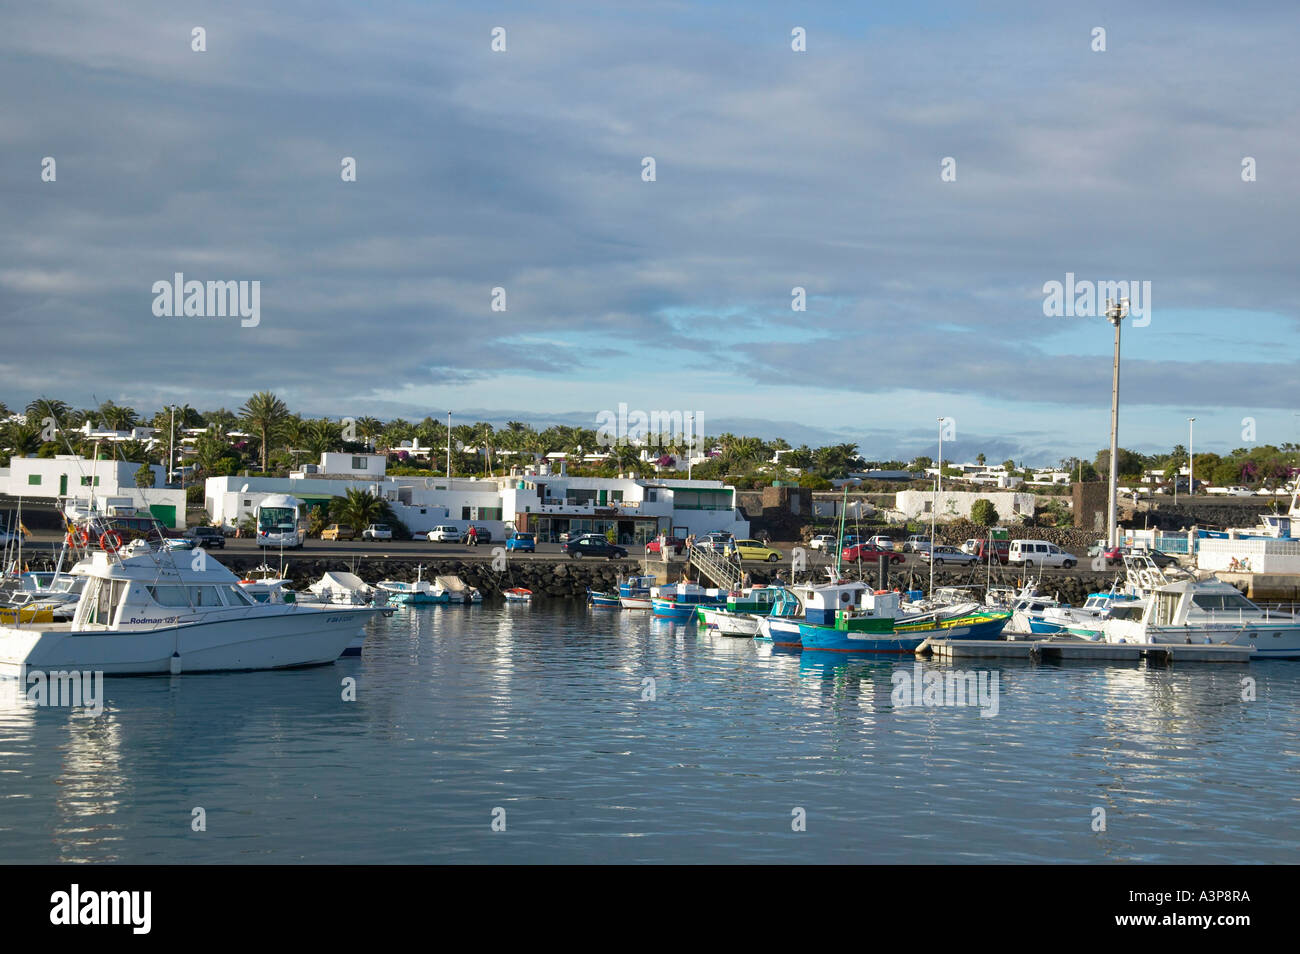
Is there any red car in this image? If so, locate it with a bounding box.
[645,536,685,555]
[975,539,1010,565]
[841,544,904,564]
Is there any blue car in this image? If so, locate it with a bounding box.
[506,532,536,552]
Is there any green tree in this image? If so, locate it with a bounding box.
[25,397,70,432]
[970,499,999,526]
[335,488,383,530]
[135,462,156,488]
[239,391,290,473]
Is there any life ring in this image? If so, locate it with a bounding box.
[74,529,91,547]
[99,530,123,553]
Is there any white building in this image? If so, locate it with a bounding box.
[894,489,1035,523]
[204,454,749,542]
[0,455,186,528]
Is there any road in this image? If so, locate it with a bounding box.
[14,533,1100,576]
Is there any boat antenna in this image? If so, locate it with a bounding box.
[834,484,848,580]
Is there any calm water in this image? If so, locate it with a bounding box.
[2,603,1297,864]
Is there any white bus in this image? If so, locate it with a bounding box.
[255,494,305,548]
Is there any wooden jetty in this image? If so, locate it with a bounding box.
[917,637,1254,664]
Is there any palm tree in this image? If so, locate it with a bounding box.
[336,488,383,530]
[97,400,138,432]
[2,420,43,456]
[613,443,641,474]
[204,408,238,438]
[304,418,342,457]
[239,391,290,473]
[26,397,70,432]
[470,422,496,476]
[355,416,384,451]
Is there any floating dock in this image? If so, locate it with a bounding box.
[918,637,1254,664]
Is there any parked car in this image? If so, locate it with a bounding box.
[866,535,895,550]
[321,524,357,541]
[842,543,904,564]
[565,536,628,560]
[461,528,493,544]
[694,532,734,551]
[1008,539,1078,568]
[426,525,461,542]
[960,539,981,554]
[974,539,1011,564]
[903,535,932,553]
[645,535,685,555]
[1224,486,1255,497]
[506,532,536,552]
[808,534,837,551]
[922,545,978,567]
[362,524,394,541]
[735,539,783,563]
[1139,548,1179,567]
[185,525,226,549]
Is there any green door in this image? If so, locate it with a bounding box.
[149,504,177,529]
[59,474,67,495]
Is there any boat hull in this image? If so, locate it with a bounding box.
[0,606,381,675]
[698,607,761,636]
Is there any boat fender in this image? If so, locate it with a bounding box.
[99,530,123,553]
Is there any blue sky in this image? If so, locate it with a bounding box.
[1,0,1298,465]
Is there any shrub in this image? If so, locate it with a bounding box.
[970,499,999,526]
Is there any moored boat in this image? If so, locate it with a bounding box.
[0,541,388,675]
[503,587,533,602]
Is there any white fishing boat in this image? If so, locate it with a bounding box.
[435,575,481,604]
[0,541,387,675]
[377,565,448,605]
[309,570,378,605]
[1101,566,1300,658]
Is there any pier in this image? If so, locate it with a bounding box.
[919,637,1254,664]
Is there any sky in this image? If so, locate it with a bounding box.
[2,0,1298,466]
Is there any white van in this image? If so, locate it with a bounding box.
[1008,539,1078,568]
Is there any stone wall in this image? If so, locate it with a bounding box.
[224,555,644,601]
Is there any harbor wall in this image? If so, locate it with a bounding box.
[218,554,1148,605]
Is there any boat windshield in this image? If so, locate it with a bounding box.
[1192,592,1258,613]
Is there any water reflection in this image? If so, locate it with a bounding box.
[0,605,1296,863]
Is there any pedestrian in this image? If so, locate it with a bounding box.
[467,524,478,547]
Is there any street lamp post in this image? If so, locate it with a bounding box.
[1188,417,1196,498]
[446,411,452,479]
[1105,298,1130,550]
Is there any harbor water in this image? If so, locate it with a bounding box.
[1,603,1297,863]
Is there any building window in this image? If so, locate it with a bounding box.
[80,476,100,487]
[27,474,41,485]
[243,499,252,508]
[611,490,623,502]
[352,457,368,470]
[462,507,472,520]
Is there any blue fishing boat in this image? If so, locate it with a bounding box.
[588,589,621,608]
[650,582,726,620]
[763,578,1011,653]
[619,574,657,609]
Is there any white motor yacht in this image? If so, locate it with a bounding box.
[0,541,388,675]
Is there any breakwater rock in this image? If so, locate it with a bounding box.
[224,555,644,601]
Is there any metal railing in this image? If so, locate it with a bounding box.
[688,544,743,590]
